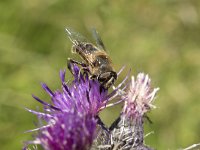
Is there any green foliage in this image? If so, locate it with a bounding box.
[0,0,200,149]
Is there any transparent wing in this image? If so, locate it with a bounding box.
[65,28,88,45]
[92,28,106,51]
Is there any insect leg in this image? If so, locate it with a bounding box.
[67,58,86,67]
[78,66,89,80]
[104,77,115,89]
[89,74,97,80]
[144,114,153,124]
[67,58,89,80]
[67,58,84,75]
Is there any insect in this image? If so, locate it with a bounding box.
[66,28,117,89]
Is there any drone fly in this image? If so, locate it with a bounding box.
[66,28,117,89]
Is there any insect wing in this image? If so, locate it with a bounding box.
[65,28,88,45]
[92,28,106,51]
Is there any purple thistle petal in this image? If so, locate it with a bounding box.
[24,124,52,133]
[32,94,60,111]
[41,83,55,97]
[69,63,80,81]
[25,108,53,119]
[62,83,72,97]
[59,69,66,83]
[117,65,126,76]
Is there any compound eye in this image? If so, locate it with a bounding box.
[85,43,98,51]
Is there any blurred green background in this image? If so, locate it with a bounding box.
[0,0,200,149]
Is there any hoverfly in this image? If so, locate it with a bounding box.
[66,28,117,89]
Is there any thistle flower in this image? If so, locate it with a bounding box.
[123,73,159,119]
[24,64,124,150]
[109,73,159,150]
